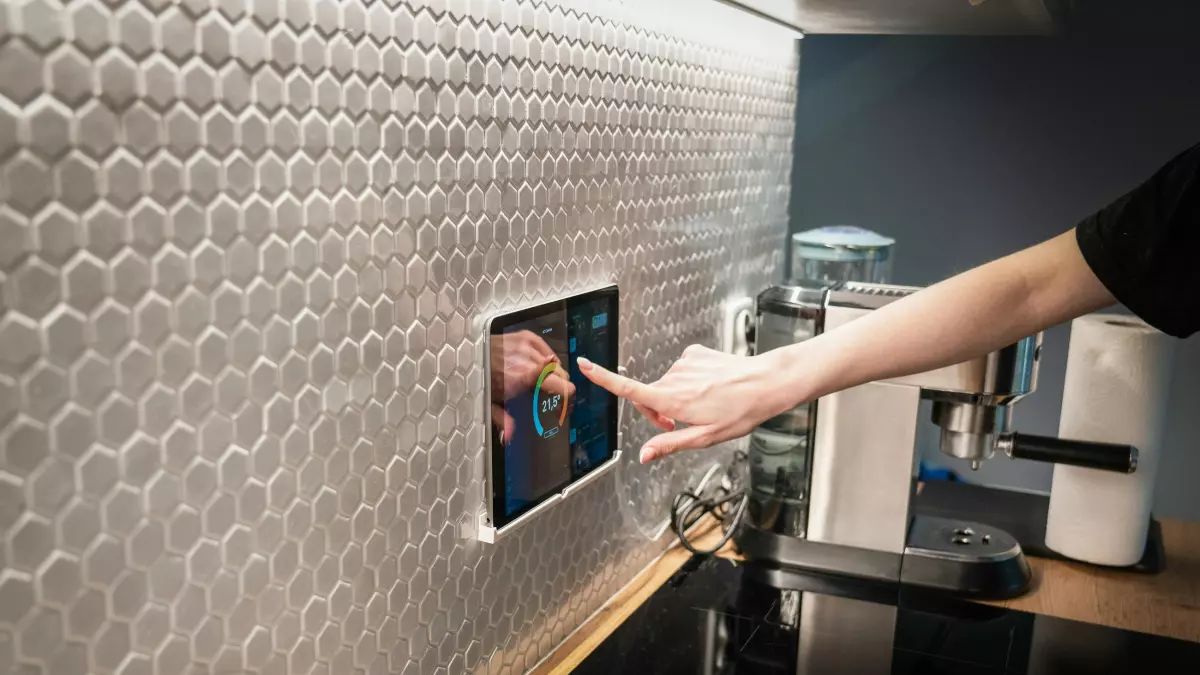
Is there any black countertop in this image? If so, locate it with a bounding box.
[571,555,1200,674]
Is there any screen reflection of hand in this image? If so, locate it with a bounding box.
[490,330,575,445]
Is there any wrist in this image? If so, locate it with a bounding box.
[756,340,825,416]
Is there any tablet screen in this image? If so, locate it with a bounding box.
[487,286,619,528]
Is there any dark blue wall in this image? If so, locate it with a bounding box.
[790,31,1200,519]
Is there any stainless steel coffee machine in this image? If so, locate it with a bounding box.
[737,281,1140,599]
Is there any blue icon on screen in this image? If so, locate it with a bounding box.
[569,337,576,353]
[570,428,577,443]
[592,313,608,329]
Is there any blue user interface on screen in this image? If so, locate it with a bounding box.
[490,289,618,526]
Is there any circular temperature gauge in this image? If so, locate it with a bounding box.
[532,362,568,439]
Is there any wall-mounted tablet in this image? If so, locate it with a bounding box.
[483,285,619,533]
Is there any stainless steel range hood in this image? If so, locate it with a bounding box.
[726,0,1068,35]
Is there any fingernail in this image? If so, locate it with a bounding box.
[640,447,655,463]
[577,357,592,371]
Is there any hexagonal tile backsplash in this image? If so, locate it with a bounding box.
[0,0,798,673]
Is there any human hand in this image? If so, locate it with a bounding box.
[490,330,575,444]
[577,345,798,463]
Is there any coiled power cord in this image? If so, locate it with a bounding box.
[668,450,749,555]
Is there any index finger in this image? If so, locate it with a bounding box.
[576,358,672,412]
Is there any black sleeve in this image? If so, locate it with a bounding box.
[1075,141,1200,338]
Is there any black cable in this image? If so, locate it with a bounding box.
[675,492,747,556]
[668,450,749,555]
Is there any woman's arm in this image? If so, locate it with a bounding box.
[790,229,1115,403]
[578,229,1117,462]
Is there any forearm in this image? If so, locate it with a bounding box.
[767,229,1115,409]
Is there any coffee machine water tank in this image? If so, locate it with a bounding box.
[748,228,895,539]
[748,283,828,539]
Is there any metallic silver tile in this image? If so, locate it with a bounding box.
[1,0,797,673]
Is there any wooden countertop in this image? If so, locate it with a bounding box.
[532,517,1200,674]
[983,517,1200,642]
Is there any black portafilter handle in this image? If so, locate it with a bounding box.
[998,432,1139,474]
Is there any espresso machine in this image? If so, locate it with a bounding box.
[736,281,1140,599]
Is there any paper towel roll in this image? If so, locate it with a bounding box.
[1045,314,1176,566]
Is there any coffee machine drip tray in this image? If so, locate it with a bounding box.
[736,479,1167,601]
[736,514,1033,600]
[900,515,1032,599]
[914,479,1166,574]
